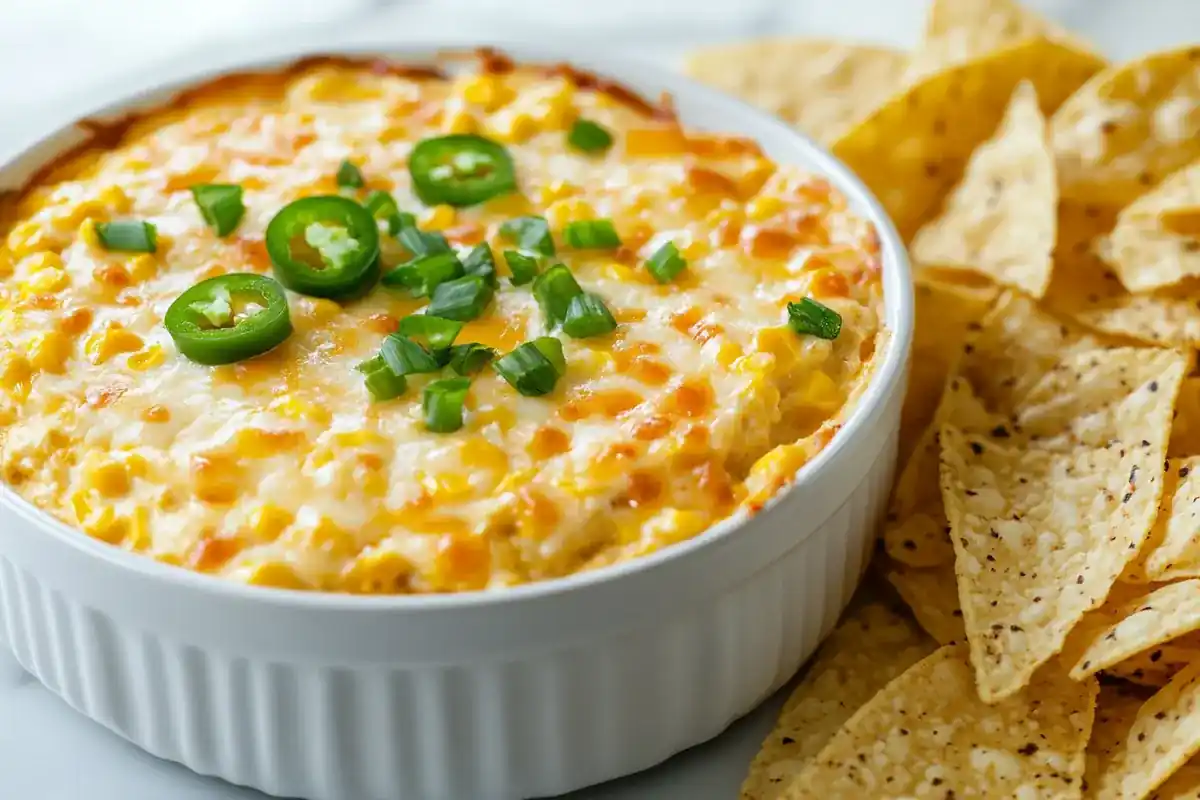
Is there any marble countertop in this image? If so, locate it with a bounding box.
[2,1,1198,798]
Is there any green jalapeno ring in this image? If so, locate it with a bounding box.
[408,135,517,208]
[265,195,381,299]
[165,274,293,365]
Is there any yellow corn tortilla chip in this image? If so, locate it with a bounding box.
[795,644,1096,797]
[1130,458,1200,582]
[1105,636,1200,689]
[1106,160,1200,292]
[1066,579,1200,680]
[832,38,1103,240]
[940,346,1186,701]
[885,423,956,568]
[1043,201,1200,347]
[682,39,908,146]
[900,276,997,464]
[909,82,1056,297]
[1164,206,1200,236]
[1085,663,1200,800]
[1171,378,1200,458]
[885,561,965,645]
[1052,46,1200,208]
[740,601,934,800]
[906,0,1103,81]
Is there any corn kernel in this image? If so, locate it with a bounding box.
[680,239,709,260]
[535,180,579,206]
[746,195,783,222]
[83,506,128,544]
[420,204,457,232]
[96,185,132,214]
[269,396,332,426]
[756,326,800,366]
[545,198,594,229]
[486,109,537,144]
[802,371,841,408]
[86,324,144,364]
[85,457,131,498]
[442,107,478,135]
[342,549,412,594]
[247,562,310,590]
[126,507,152,551]
[0,352,32,393]
[6,220,52,258]
[249,504,294,542]
[460,436,509,472]
[69,490,92,524]
[23,265,69,295]
[458,74,514,111]
[716,341,741,369]
[235,427,304,457]
[126,344,165,371]
[28,330,71,373]
[128,254,158,283]
[20,251,63,273]
[532,79,576,129]
[78,218,102,249]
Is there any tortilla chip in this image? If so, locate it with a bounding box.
[885,423,956,568]
[740,602,934,799]
[795,644,1095,797]
[1043,200,1200,347]
[682,39,908,145]
[1129,458,1200,583]
[1051,45,1200,208]
[899,276,997,463]
[940,346,1186,701]
[1105,159,1200,292]
[906,0,1103,81]
[885,561,966,645]
[1085,664,1200,799]
[1065,579,1200,679]
[909,82,1056,296]
[1105,637,1200,689]
[832,38,1103,240]
[1171,379,1200,458]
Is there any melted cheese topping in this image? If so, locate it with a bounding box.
[0,62,884,593]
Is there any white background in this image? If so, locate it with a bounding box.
[1,0,1198,798]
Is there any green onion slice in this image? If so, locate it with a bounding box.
[787,297,842,340]
[337,160,365,189]
[645,241,687,284]
[493,337,566,397]
[500,215,555,256]
[423,377,471,433]
[426,275,494,322]
[191,184,245,237]
[563,219,621,250]
[96,220,157,253]
[397,219,452,257]
[562,292,618,339]
[532,264,583,328]
[397,314,463,351]
[503,250,539,286]
[567,119,614,153]
[381,334,441,375]
[356,354,407,401]
[448,343,496,375]
[364,190,404,235]
[381,251,464,297]
[461,242,498,286]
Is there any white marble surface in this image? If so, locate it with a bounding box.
[1,1,1198,798]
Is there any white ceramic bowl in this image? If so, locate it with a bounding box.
[0,40,912,800]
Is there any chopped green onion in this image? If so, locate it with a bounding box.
[337,160,365,189]
[504,250,539,286]
[563,219,621,250]
[493,337,566,397]
[787,297,842,340]
[191,184,245,237]
[500,215,555,256]
[381,334,441,375]
[562,293,618,339]
[381,251,464,297]
[461,243,498,286]
[448,343,496,375]
[567,119,614,154]
[356,355,407,401]
[397,314,463,351]
[364,190,404,235]
[532,264,583,328]
[95,220,157,253]
[426,275,494,322]
[397,219,452,257]
[423,377,471,433]
[644,241,687,284]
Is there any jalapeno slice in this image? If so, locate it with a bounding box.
[265,196,380,298]
[164,274,292,365]
[408,135,517,208]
